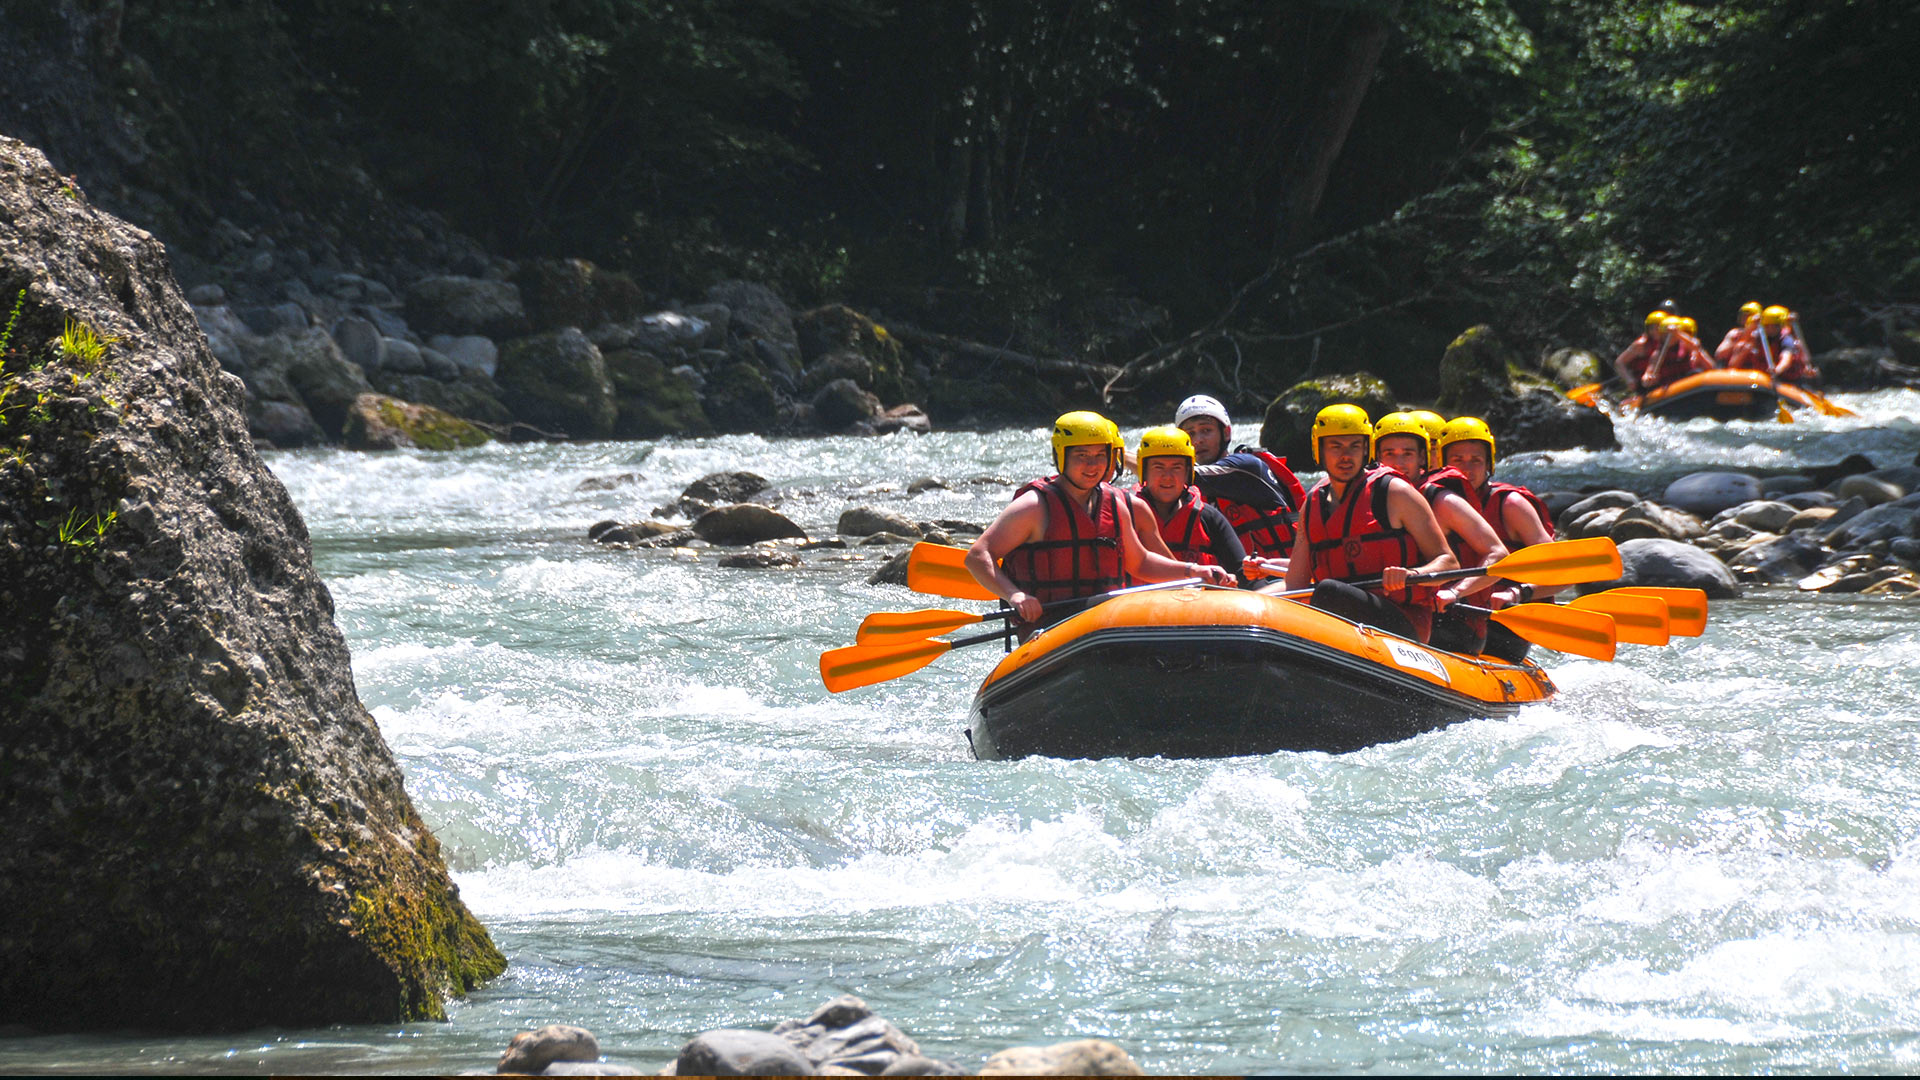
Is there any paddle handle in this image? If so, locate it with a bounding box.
[1264,563,1492,600]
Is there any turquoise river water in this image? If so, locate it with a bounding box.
[6,392,1920,1074]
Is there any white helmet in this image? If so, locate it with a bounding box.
[1174,394,1232,436]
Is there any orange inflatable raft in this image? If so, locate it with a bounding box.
[966,586,1554,760]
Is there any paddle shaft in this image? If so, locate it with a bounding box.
[1267,562,1519,600]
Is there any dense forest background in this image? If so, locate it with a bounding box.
[3,0,1916,405]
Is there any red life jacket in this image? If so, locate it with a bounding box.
[1477,481,1554,551]
[1136,483,1216,565]
[1417,466,1495,632]
[1206,450,1303,559]
[1644,341,1704,386]
[1305,465,1432,640]
[1002,477,1127,605]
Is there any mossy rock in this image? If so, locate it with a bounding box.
[704,361,778,433]
[371,371,514,426]
[794,305,915,405]
[343,393,491,450]
[495,327,618,439]
[1541,347,1604,390]
[1437,324,1520,414]
[515,257,649,333]
[1258,371,1397,466]
[602,348,711,437]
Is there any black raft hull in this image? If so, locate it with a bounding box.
[966,590,1553,761]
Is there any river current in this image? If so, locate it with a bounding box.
[8,393,1920,1074]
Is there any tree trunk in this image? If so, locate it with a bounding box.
[1279,5,1397,250]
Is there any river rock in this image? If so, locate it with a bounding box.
[677,1030,812,1076]
[1614,500,1703,541]
[0,135,503,1028]
[1560,490,1639,521]
[248,397,327,447]
[1577,538,1740,598]
[1823,495,1920,549]
[1867,465,1920,492]
[331,314,386,371]
[380,335,427,375]
[499,1024,600,1075]
[1662,472,1763,518]
[1836,474,1903,506]
[538,1063,646,1076]
[1258,371,1397,465]
[718,549,800,569]
[815,377,885,429]
[797,304,913,404]
[870,403,932,435]
[693,504,806,545]
[703,361,780,433]
[1784,506,1837,532]
[1540,347,1603,389]
[516,257,647,332]
[496,328,618,439]
[1480,385,1618,454]
[882,1055,968,1075]
[683,471,769,504]
[342,393,490,451]
[1759,474,1815,496]
[1804,453,1880,487]
[430,333,500,378]
[1728,532,1829,583]
[707,280,797,352]
[373,371,515,426]
[405,274,529,337]
[1536,490,1588,520]
[979,1039,1145,1076]
[602,349,711,438]
[1722,500,1799,534]
[840,506,922,537]
[868,548,913,585]
[860,531,919,546]
[1779,490,1836,510]
[186,283,226,305]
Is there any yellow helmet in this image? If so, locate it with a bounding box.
[1645,309,1669,330]
[1437,416,1496,469]
[1761,304,1790,327]
[1310,404,1373,465]
[1678,316,1698,335]
[1136,425,1195,478]
[1371,411,1433,466]
[1051,411,1119,474]
[1740,301,1762,319]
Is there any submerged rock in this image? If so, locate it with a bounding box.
[499,1025,600,1075]
[0,135,503,1029]
[693,504,806,545]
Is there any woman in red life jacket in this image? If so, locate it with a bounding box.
[1615,309,1673,387]
[1640,315,1713,390]
[968,411,1232,632]
[1173,393,1306,565]
[1133,426,1248,583]
[1279,405,1457,643]
[1372,412,1509,654]
[1717,301,1763,367]
[1438,417,1558,663]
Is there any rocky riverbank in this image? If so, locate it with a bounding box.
[488,995,1142,1076]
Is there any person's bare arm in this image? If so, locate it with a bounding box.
[1499,497,1561,602]
[1430,492,1508,604]
[1379,479,1458,594]
[1115,501,1231,586]
[1282,525,1314,591]
[966,492,1047,621]
[1128,495,1174,558]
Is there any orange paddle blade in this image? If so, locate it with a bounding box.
[1806,390,1856,417]
[820,638,954,693]
[1569,591,1670,646]
[1489,603,1616,661]
[1567,383,1603,407]
[905,542,998,601]
[1611,587,1707,636]
[1490,537,1622,587]
[857,608,986,645]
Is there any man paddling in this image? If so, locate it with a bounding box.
[969,410,1232,630]
[1716,301,1763,367]
[1133,426,1248,584]
[1173,394,1305,568]
[1439,416,1559,662]
[1371,412,1508,654]
[1279,405,1457,643]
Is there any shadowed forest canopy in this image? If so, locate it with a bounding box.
[22,0,1920,398]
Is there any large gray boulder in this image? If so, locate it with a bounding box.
[676,1030,811,1076]
[496,327,618,439]
[1577,538,1741,598]
[692,504,806,545]
[1728,532,1830,584]
[258,327,376,438]
[1663,472,1763,518]
[0,136,502,1029]
[979,1039,1145,1076]
[1435,326,1617,453]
